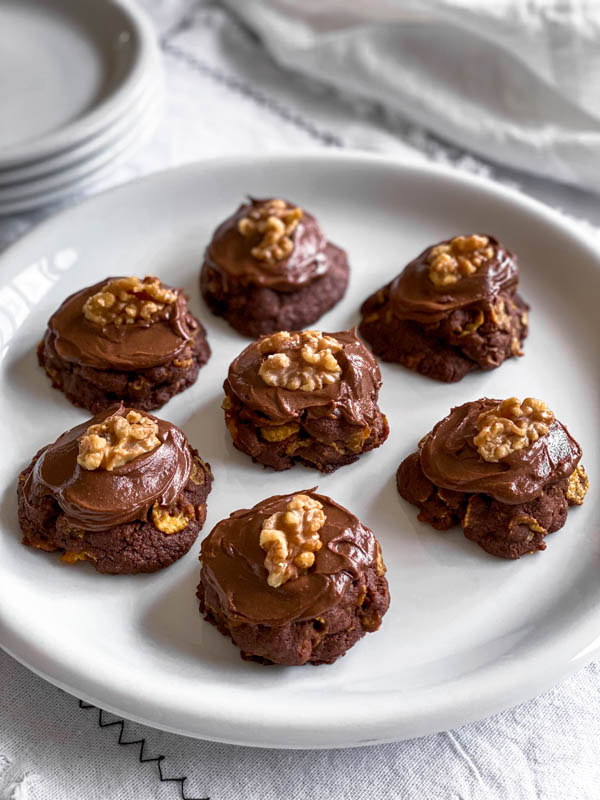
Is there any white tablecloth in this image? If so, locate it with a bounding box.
[1,2,599,798]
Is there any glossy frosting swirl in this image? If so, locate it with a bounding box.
[45,278,197,370]
[204,198,330,291]
[389,236,519,324]
[200,490,381,625]
[419,399,582,504]
[22,404,192,530]
[225,329,382,427]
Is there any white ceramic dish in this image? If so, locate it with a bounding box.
[0,0,158,167]
[0,153,598,749]
[0,61,162,187]
[0,90,163,215]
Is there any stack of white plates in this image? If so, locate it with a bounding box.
[0,0,163,215]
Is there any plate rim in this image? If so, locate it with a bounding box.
[0,83,164,212]
[0,150,598,748]
[0,60,162,187]
[1,150,599,260]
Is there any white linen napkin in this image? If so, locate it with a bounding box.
[222,0,600,193]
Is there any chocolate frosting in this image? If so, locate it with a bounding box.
[200,490,380,626]
[389,236,519,324]
[22,404,192,530]
[204,198,330,291]
[45,278,197,371]
[225,329,382,427]
[419,399,582,504]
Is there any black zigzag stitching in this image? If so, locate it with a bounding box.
[78,700,209,800]
[162,41,344,149]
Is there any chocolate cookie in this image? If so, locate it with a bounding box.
[359,235,529,382]
[18,404,213,574]
[223,329,389,473]
[397,397,588,559]
[200,197,349,337]
[198,490,389,665]
[39,275,211,412]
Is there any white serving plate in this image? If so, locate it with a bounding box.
[0,0,158,167]
[0,153,598,749]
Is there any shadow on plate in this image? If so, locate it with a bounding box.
[3,340,87,428]
[1,480,21,545]
[180,390,257,478]
[138,562,253,668]
[364,467,485,567]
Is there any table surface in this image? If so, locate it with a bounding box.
[2,2,599,798]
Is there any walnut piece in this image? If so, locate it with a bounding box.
[238,198,303,263]
[82,276,177,327]
[259,494,325,587]
[428,235,494,288]
[77,410,161,471]
[473,397,554,463]
[258,330,342,391]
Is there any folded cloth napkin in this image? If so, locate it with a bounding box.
[223,0,600,193]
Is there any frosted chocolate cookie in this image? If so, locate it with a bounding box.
[397,397,588,558]
[359,235,528,382]
[222,329,389,473]
[18,404,212,573]
[39,275,210,412]
[200,197,349,337]
[198,490,389,665]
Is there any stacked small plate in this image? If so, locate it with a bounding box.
[0,0,164,215]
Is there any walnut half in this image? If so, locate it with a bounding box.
[258,330,342,392]
[259,494,325,587]
[82,276,177,327]
[428,235,494,288]
[238,198,303,264]
[473,397,554,463]
[77,410,161,471]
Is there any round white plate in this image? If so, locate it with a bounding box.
[0,58,163,187]
[0,0,158,167]
[0,154,598,749]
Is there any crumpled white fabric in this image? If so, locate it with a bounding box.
[2,2,600,799]
[223,0,600,193]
